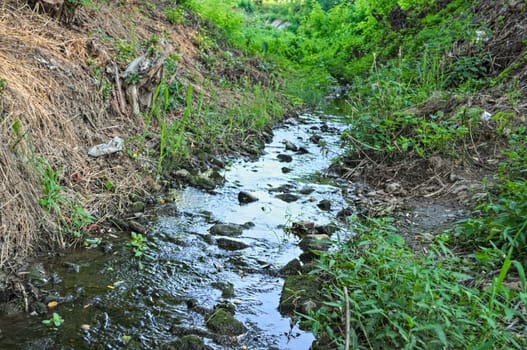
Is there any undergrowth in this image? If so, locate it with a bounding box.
[306,217,527,350]
[35,158,93,246]
[457,131,527,261]
[127,53,285,178]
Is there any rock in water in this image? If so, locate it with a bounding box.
[217,238,249,251]
[277,154,293,162]
[299,234,331,253]
[296,146,309,154]
[209,223,244,237]
[309,134,323,144]
[317,199,331,211]
[275,193,299,203]
[279,275,321,315]
[238,191,258,204]
[161,335,213,350]
[206,309,247,335]
[299,186,315,195]
[283,140,298,151]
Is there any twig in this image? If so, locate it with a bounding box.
[16,282,29,313]
[113,62,127,115]
[344,286,350,350]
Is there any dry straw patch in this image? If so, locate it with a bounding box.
[0,2,154,274]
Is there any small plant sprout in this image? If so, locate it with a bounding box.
[128,232,153,269]
[42,313,64,330]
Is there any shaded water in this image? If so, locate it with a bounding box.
[0,110,353,349]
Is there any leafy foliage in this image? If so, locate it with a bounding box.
[306,217,527,349]
[128,232,153,270]
[42,313,64,330]
[457,132,527,259]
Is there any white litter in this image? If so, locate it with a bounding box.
[88,137,124,157]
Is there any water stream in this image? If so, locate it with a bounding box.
[0,108,353,350]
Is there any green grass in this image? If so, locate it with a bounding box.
[126,53,286,179]
[35,158,93,243]
[305,217,527,350]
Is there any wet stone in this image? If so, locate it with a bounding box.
[269,184,294,193]
[317,199,331,211]
[241,221,255,229]
[209,223,244,237]
[296,146,309,154]
[190,174,216,190]
[210,158,225,169]
[153,203,178,216]
[283,140,298,151]
[299,234,331,253]
[309,134,323,144]
[217,238,249,251]
[289,221,316,238]
[315,223,338,236]
[185,299,211,316]
[214,301,236,315]
[336,207,354,221]
[275,193,299,203]
[127,220,148,235]
[211,282,235,299]
[238,191,258,204]
[279,258,302,276]
[161,335,213,350]
[277,154,293,162]
[279,275,321,315]
[299,186,315,195]
[206,309,246,335]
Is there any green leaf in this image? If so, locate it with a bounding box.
[511,260,526,292]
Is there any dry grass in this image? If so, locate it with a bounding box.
[0,1,160,274]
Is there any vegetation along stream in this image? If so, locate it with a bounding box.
[0,107,353,349]
[2,0,527,348]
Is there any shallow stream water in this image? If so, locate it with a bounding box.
[0,108,354,350]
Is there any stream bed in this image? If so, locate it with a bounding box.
[0,109,354,350]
